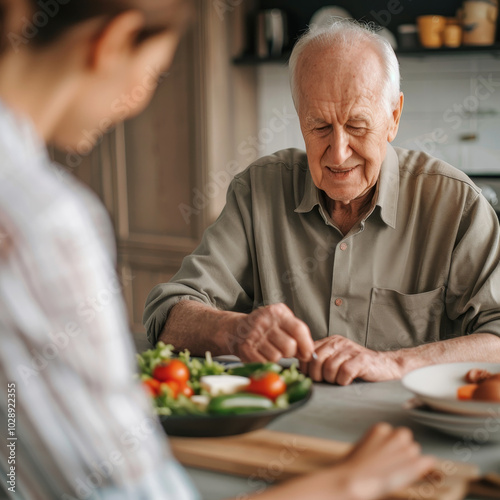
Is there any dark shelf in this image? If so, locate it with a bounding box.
[396,43,500,57]
[236,0,500,65]
[233,52,291,65]
[233,44,500,65]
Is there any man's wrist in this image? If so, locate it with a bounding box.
[213,310,246,357]
[385,347,425,377]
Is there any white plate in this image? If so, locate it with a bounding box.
[402,362,500,416]
[405,399,500,442]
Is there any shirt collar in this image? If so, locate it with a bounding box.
[294,165,321,213]
[376,143,399,229]
[294,143,399,229]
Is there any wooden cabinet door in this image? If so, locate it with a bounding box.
[52,1,258,352]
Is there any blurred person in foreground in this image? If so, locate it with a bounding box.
[0,1,434,499]
[144,20,500,385]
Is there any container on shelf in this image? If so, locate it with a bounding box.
[459,0,498,46]
[398,24,419,49]
[444,24,462,47]
[255,9,288,58]
[417,15,446,48]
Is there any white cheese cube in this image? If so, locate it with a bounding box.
[190,394,210,410]
[200,375,250,396]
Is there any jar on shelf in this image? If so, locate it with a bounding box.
[444,18,462,47]
[398,24,419,49]
[417,15,446,48]
[459,0,498,46]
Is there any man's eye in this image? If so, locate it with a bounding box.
[315,125,330,132]
[347,125,365,134]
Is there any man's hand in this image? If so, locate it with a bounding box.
[299,335,403,385]
[162,299,500,373]
[229,303,315,363]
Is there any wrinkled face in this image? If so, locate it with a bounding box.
[296,43,402,205]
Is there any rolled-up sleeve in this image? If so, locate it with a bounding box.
[143,178,256,345]
[447,191,500,338]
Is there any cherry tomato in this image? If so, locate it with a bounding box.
[178,383,194,398]
[160,380,180,398]
[247,372,286,401]
[152,359,190,384]
[142,378,161,397]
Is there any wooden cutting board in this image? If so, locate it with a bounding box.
[170,429,480,500]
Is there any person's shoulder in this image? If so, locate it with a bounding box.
[394,146,480,194]
[53,165,109,219]
[234,148,308,185]
[0,158,111,246]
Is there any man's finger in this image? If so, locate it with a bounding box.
[306,350,333,381]
[267,326,298,358]
[306,340,341,381]
[336,357,365,386]
[238,342,269,363]
[323,353,354,384]
[277,313,314,360]
[256,335,283,363]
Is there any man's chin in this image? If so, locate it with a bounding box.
[323,190,361,206]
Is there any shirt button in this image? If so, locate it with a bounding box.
[340,242,348,251]
[335,298,343,307]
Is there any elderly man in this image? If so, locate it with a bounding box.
[144,20,500,385]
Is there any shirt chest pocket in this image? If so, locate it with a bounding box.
[366,286,445,351]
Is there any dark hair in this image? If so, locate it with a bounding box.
[0,0,191,51]
[0,2,6,53]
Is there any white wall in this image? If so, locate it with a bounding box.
[256,55,500,174]
[256,64,304,156]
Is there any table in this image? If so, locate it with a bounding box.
[181,380,500,500]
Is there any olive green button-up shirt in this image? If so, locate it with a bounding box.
[144,145,500,350]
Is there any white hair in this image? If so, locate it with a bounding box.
[289,19,401,116]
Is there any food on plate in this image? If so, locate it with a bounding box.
[190,395,210,410]
[457,384,478,400]
[229,361,282,377]
[247,371,287,401]
[136,342,312,416]
[200,374,250,396]
[465,368,492,384]
[152,359,190,383]
[287,378,313,403]
[457,369,500,402]
[142,377,161,397]
[207,393,274,415]
[178,383,194,398]
[471,380,500,402]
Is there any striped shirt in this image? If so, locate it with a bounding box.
[0,100,199,500]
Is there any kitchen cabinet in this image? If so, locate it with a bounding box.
[52,1,259,351]
[234,0,500,63]
[247,1,500,180]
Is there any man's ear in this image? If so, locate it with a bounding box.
[87,10,145,74]
[387,92,404,142]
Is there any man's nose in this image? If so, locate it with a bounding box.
[328,129,352,166]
